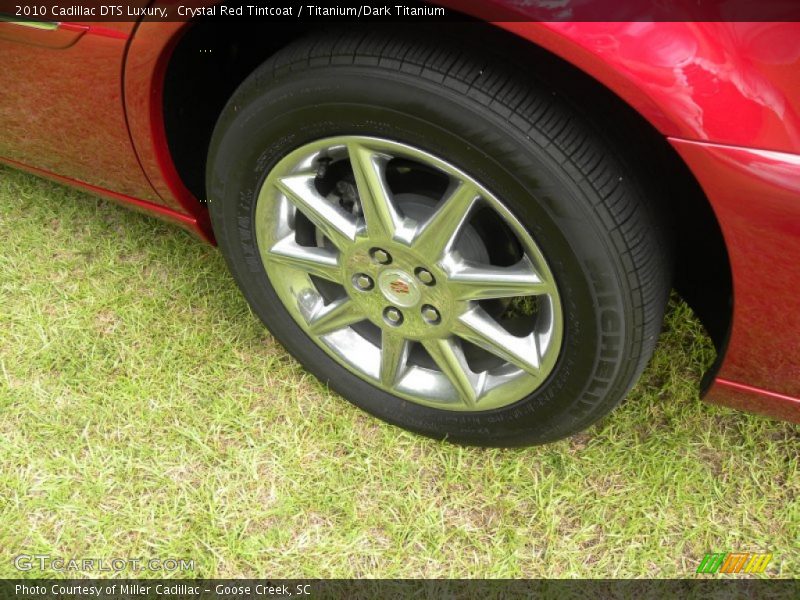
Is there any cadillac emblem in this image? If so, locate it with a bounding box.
[389,279,411,295]
[378,269,421,307]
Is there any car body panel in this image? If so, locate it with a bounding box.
[1,11,799,422]
[0,22,156,198]
[707,378,800,423]
[0,153,202,233]
[499,21,800,154]
[670,140,800,408]
[123,21,209,226]
[0,19,209,236]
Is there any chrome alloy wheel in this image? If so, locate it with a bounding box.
[254,136,563,411]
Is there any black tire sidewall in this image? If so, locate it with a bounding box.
[208,67,635,446]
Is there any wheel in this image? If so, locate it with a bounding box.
[206,29,671,446]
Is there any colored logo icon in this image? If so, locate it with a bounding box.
[696,552,772,574]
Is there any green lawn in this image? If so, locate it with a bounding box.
[0,165,797,579]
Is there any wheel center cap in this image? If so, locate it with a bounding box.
[378,269,421,307]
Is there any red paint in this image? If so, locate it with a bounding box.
[123,21,213,239]
[0,20,86,48]
[0,22,157,200]
[670,139,800,402]
[57,23,90,33]
[0,155,208,240]
[498,21,800,154]
[707,379,800,424]
[1,14,799,423]
[80,25,130,40]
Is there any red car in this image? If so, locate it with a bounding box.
[2,4,800,445]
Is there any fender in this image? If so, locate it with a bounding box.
[122,8,800,420]
[124,15,800,223]
[499,21,800,154]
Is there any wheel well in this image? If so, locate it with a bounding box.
[162,15,733,374]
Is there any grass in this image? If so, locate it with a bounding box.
[0,165,797,579]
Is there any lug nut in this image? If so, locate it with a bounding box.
[421,304,441,325]
[415,268,435,286]
[383,306,404,326]
[370,248,392,265]
[353,273,374,291]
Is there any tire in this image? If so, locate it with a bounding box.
[206,28,672,446]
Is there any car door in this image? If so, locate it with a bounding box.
[0,16,163,204]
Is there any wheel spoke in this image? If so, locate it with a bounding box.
[276,173,358,251]
[449,257,550,301]
[307,298,364,336]
[455,307,541,376]
[412,181,480,259]
[267,236,342,282]
[347,142,401,240]
[380,332,409,387]
[422,338,481,407]
[258,135,564,413]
